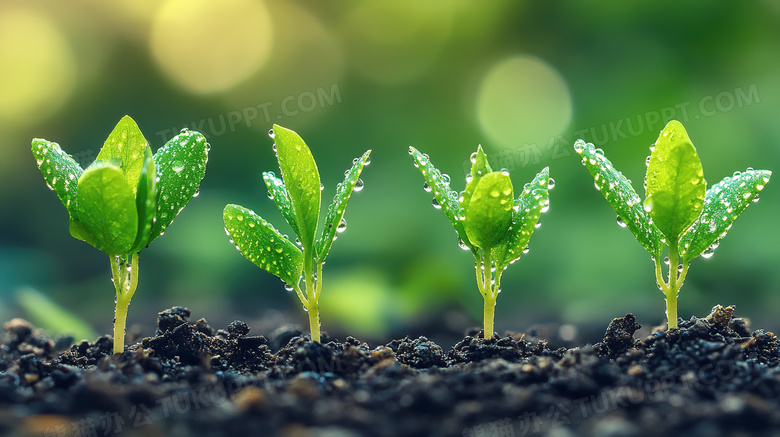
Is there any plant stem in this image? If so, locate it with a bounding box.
[483,294,495,339]
[482,250,494,338]
[111,253,139,354]
[302,249,320,342]
[665,244,680,329]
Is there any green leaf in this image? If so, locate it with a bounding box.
[460,145,493,212]
[644,120,706,244]
[73,162,138,255]
[95,116,149,195]
[272,124,321,251]
[493,167,549,269]
[409,146,471,251]
[680,169,771,263]
[31,139,83,217]
[316,150,371,262]
[128,147,157,253]
[463,172,513,251]
[224,204,304,287]
[263,171,300,237]
[149,129,209,244]
[574,139,664,258]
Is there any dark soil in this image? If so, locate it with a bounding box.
[2,305,779,437]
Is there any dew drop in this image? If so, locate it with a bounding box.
[364,156,371,166]
[573,140,586,154]
[547,178,555,189]
[522,245,530,254]
[354,179,364,192]
[268,129,275,138]
[284,284,294,292]
[534,222,541,229]
[172,161,185,173]
[337,218,347,233]
[752,194,760,203]
[193,189,200,198]
[457,238,470,251]
[423,181,432,192]
[465,174,473,184]
[645,156,651,167]
[408,146,414,155]
[649,145,655,153]
[320,183,325,191]
[432,197,441,209]
[469,152,477,164]
[616,216,627,228]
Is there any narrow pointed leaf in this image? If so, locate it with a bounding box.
[574,139,664,257]
[128,148,157,253]
[644,120,706,244]
[680,169,771,263]
[460,145,492,211]
[409,146,472,251]
[149,129,209,244]
[316,150,371,262]
[493,167,549,269]
[74,162,138,255]
[272,124,320,251]
[31,139,83,217]
[224,204,303,287]
[95,115,149,195]
[263,171,300,237]
[463,172,513,251]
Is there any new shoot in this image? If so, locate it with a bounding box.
[32,116,209,353]
[409,145,550,338]
[574,120,771,329]
[224,125,370,342]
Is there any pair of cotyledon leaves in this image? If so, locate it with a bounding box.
[224,125,371,287]
[32,116,209,256]
[574,120,771,263]
[409,145,550,271]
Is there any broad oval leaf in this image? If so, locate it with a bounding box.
[460,145,493,212]
[74,162,138,255]
[31,139,83,217]
[680,169,771,263]
[644,120,706,244]
[224,204,303,287]
[272,124,321,251]
[493,167,549,269]
[463,172,513,251]
[409,146,472,252]
[573,139,664,257]
[149,129,209,244]
[128,148,157,253]
[316,150,371,262]
[263,171,300,237]
[96,115,149,195]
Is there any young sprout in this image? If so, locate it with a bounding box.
[224,125,370,342]
[32,116,209,353]
[409,145,550,337]
[574,120,771,329]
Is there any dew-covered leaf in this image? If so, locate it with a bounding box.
[149,129,209,244]
[316,150,371,262]
[644,120,706,244]
[224,204,303,287]
[409,146,472,252]
[493,167,549,269]
[31,139,84,217]
[574,139,664,257]
[460,145,493,212]
[95,115,149,195]
[263,171,299,237]
[272,124,320,251]
[128,148,157,254]
[463,172,513,251]
[73,162,138,255]
[680,169,771,263]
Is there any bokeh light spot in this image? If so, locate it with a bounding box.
[150,0,273,94]
[0,9,76,125]
[476,55,572,151]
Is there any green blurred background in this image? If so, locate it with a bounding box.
[2,0,779,344]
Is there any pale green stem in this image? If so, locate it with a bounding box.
[111,253,139,354]
[302,248,320,342]
[665,244,680,329]
[482,250,494,338]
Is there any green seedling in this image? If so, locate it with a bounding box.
[224,125,370,342]
[409,145,551,337]
[32,116,209,353]
[574,120,771,329]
